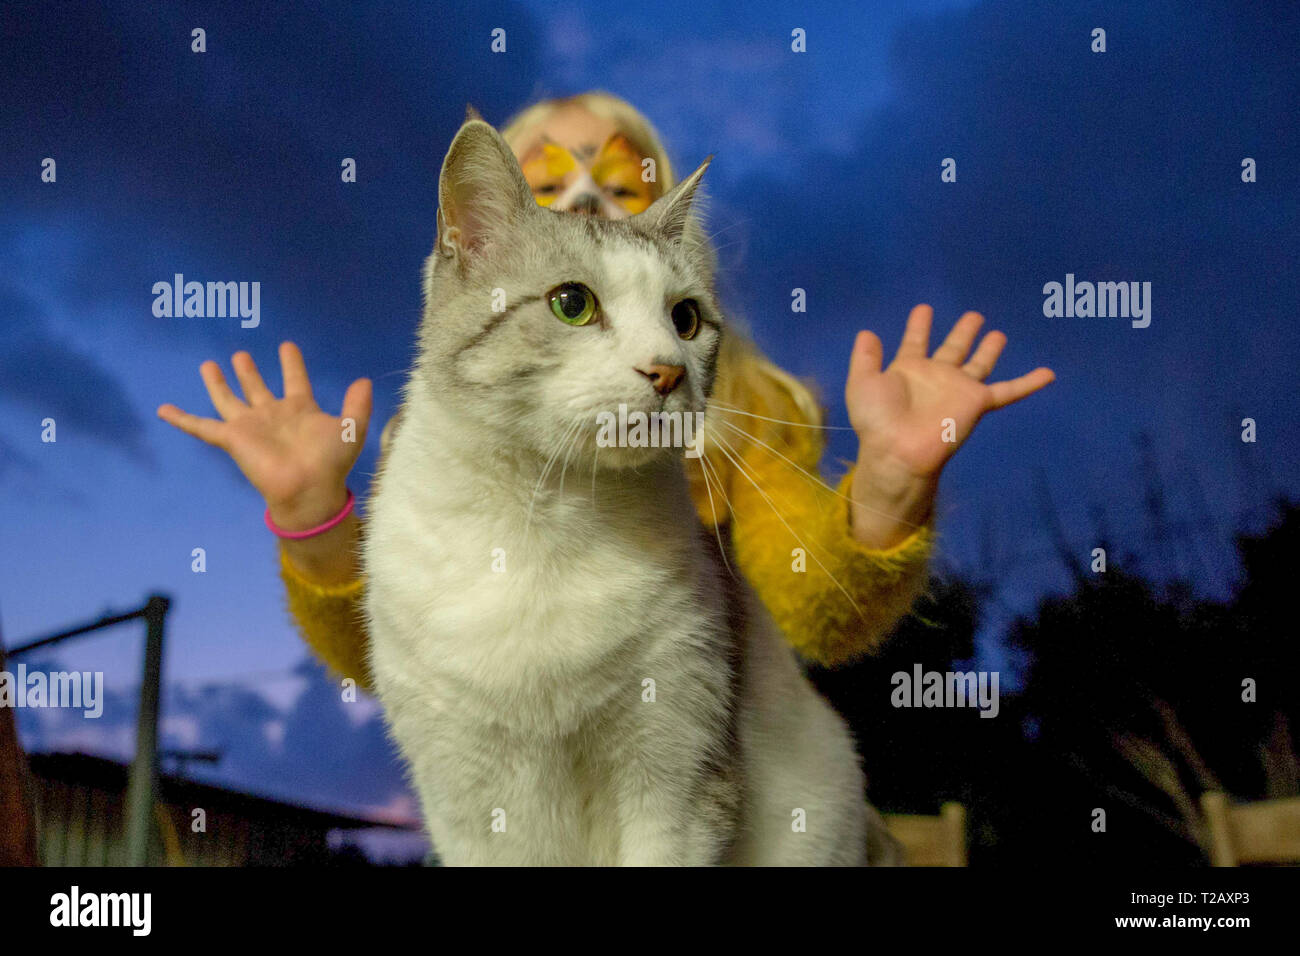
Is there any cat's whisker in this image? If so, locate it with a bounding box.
[696,450,737,529]
[557,416,586,495]
[537,417,582,501]
[525,417,584,533]
[692,457,721,527]
[707,401,855,432]
[707,427,801,525]
[704,217,753,244]
[702,404,804,459]
[717,418,846,509]
[707,428,804,519]
[716,419,927,532]
[706,238,747,258]
[707,400,883,520]
[554,416,585,485]
[696,453,738,580]
[710,431,865,620]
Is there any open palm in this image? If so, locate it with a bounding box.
[157,342,373,516]
[846,304,1054,481]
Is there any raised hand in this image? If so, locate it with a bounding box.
[157,342,373,531]
[844,304,1054,548]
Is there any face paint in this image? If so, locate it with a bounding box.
[519,133,655,218]
[589,134,654,214]
[520,142,577,207]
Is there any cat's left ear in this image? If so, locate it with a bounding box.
[436,119,536,263]
[642,156,712,243]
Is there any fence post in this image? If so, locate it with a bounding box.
[124,594,169,866]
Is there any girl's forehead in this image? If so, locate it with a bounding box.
[518,107,622,162]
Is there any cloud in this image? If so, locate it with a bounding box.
[16,650,410,820]
[0,287,151,462]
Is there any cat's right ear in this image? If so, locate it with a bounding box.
[436,120,535,264]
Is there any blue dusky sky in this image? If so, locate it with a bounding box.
[2,0,1296,834]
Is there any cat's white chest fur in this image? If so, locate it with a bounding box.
[363,390,750,864]
[365,391,723,732]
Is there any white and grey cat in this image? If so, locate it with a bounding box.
[363,117,884,865]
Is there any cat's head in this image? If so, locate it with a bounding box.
[416,117,722,469]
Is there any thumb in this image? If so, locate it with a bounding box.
[845,330,883,403]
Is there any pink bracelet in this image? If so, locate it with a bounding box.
[265,490,355,540]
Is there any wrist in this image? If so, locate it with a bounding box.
[848,457,937,549]
[266,483,350,533]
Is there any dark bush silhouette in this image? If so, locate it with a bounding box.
[812,500,1300,866]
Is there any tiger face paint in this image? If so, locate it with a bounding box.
[519,133,655,219]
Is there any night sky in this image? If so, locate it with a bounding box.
[2,0,1296,853]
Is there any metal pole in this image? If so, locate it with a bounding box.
[6,607,147,657]
[124,594,169,866]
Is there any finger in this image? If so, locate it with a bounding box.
[340,378,373,445]
[232,351,275,406]
[932,311,984,365]
[199,361,248,420]
[279,341,315,402]
[988,367,1056,409]
[962,330,1007,380]
[846,330,883,395]
[157,404,228,448]
[895,304,933,361]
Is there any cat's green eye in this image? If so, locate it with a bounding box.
[671,299,701,340]
[549,283,598,326]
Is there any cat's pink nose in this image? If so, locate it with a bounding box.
[636,363,686,396]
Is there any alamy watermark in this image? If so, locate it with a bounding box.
[0,664,104,718]
[595,404,704,458]
[1042,273,1151,328]
[152,273,260,328]
[50,886,151,936]
[891,664,999,718]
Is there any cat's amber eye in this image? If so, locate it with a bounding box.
[671,299,701,340]
[549,283,598,326]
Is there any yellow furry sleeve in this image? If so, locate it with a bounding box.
[278,548,374,691]
[721,435,933,667]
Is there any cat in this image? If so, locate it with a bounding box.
[362,116,878,865]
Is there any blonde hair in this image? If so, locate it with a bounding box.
[500,91,826,508]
